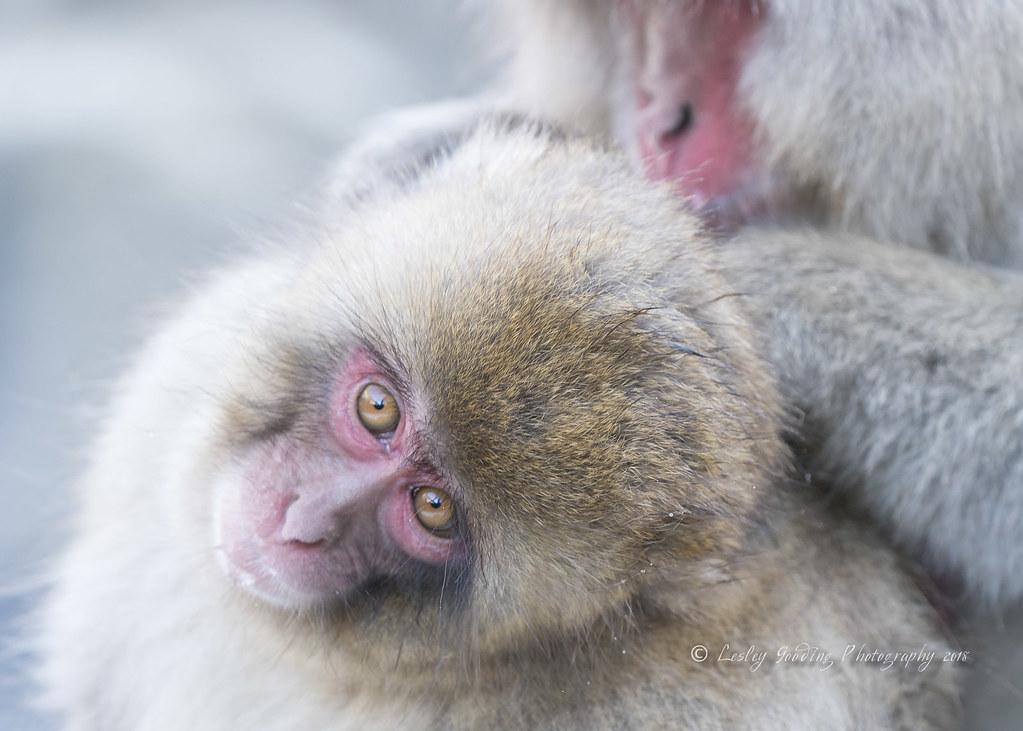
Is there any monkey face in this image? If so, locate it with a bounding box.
[197,125,780,669]
[214,348,463,609]
[615,0,839,228]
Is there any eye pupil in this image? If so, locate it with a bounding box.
[356,383,400,435]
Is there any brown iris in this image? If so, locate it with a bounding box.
[412,486,456,535]
[356,383,400,435]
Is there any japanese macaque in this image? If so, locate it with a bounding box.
[38,121,960,729]
[485,0,1023,606]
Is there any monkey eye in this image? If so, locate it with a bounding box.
[411,486,456,536]
[356,382,401,435]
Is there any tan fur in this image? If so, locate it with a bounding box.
[37,123,960,729]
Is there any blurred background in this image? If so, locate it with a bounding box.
[0,1,1019,729]
[0,1,487,727]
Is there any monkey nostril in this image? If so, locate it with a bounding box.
[663,102,694,138]
[282,538,326,552]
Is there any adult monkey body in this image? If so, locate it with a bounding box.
[490,0,1023,605]
[38,123,959,729]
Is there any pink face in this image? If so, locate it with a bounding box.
[214,350,462,608]
[623,0,765,218]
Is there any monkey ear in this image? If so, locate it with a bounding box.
[325,96,496,204]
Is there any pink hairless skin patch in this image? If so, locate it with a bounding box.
[214,349,461,608]
[624,0,764,211]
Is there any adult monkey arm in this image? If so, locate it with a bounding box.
[719,230,1023,605]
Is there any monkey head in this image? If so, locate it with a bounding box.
[175,123,785,682]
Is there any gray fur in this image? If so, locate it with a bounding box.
[490,0,1023,267]
[719,231,1023,606]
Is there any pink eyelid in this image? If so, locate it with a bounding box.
[330,350,408,459]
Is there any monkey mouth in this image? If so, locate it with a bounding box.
[211,452,379,609]
[216,520,375,609]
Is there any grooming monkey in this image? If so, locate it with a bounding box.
[483,0,1023,606]
[38,122,960,729]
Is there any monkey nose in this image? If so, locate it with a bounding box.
[277,472,383,546]
[279,491,342,546]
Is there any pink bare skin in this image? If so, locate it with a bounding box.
[214,350,460,609]
[624,0,770,221]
